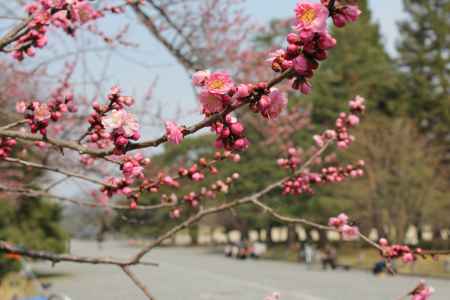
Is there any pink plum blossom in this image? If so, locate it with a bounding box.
[205,71,234,95]
[192,70,210,86]
[165,121,184,145]
[34,103,51,121]
[258,88,288,119]
[411,281,434,300]
[294,2,329,37]
[341,224,360,241]
[199,91,225,114]
[342,5,362,23]
[102,109,139,137]
[16,101,27,113]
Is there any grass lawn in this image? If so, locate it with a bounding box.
[263,244,450,279]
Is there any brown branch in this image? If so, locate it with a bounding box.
[0,16,32,51]
[3,157,108,186]
[131,4,197,70]
[0,69,295,156]
[0,185,173,211]
[250,198,383,252]
[146,0,197,57]
[121,266,156,300]
[251,199,331,230]
[0,241,158,267]
[0,120,27,131]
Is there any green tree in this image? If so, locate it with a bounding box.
[0,196,68,277]
[397,0,450,144]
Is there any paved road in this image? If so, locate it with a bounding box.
[34,240,450,300]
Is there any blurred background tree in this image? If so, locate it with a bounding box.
[397,0,450,152]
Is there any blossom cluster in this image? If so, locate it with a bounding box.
[13,0,101,60]
[320,0,362,28]
[101,153,150,206]
[282,160,364,196]
[87,87,140,154]
[268,0,361,95]
[0,138,17,159]
[177,158,216,182]
[17,92,77,136]
[328,213,360,241]
[170,172,240,218]
[212,114,249,152]
[409,281,434,300]
[313,96,366,149]
[378,238,423,264]
[192,70,288,152]
[277,147,302,171]
[142,150,240,196]
[280,96,365,196]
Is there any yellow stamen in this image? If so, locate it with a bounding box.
[209,80,225,90]
[300,8,316,24]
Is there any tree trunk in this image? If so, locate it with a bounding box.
[188,225,198,245]
[266,223,274,246]
[286,224,298,247]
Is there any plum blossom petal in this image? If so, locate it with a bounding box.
[165,121,184,145]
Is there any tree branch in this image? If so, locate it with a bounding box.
[0,240,158,267]
[121,266,157,300]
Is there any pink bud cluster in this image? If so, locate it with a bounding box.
[121,153,150,180]
[18,93,76,136]
[212,114,249,152]
[282,160,365,196]
[256,88,288,120]
[0,138,17,159]
[171,172,240,217]
[177,158,216,182]
[313,96,366,149]
[320,1,362,28]
[277,147,302,171]
[282,172,321,195]
[268,1,361,95]
[328,213,360,241]
[14,0,101,60]
[378,238,424,264]
[101,154,150,206]
[87,87,140,154]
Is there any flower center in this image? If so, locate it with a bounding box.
[208,80,225,90]
[300,8,316,24]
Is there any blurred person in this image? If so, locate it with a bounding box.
[304,243,315,266]
[321,245,337,270]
